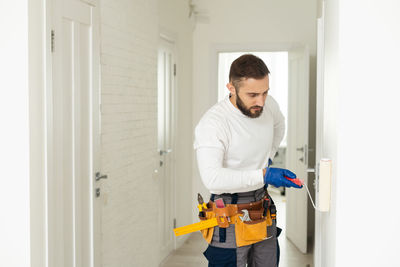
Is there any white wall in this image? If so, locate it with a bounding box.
[99,1,160,266]
[158,0,194,245]
[192,0,318,226]
[317,0,339,266]
[99,0,193,265]
[28,0,47,266]
[321,0,400,266]
[2,1,192,266]
[0,1,31,266]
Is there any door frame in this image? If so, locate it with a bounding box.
[314,10,326,267]
[209,41,314,253]
[158,30,179,260]
[46,0,101,266]
[90,1,101,266]
[28,0,51,266]
[209,42,308,105]
[285,46,310,254]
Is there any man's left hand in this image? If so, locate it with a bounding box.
[263,167,303,189]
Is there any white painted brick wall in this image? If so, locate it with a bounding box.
[99,0,160,266]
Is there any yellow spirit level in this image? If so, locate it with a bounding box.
[173,218,219,236]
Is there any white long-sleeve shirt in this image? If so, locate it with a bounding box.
[194,95,285,194]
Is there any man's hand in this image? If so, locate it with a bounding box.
[263,167,302,188]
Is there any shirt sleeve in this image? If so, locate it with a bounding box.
[268,96,286,161]
[194,119,264,193]
[196,147,264,193]
[193,122,227,150]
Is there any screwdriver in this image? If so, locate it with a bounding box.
[284,176,304,187]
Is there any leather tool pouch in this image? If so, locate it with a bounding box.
[237,200,263,211]
[214,205,237,228]
[235,208,268,247]
[234,199,274,247]
[198,202,238,243]
[198,199,274,246]
[235,216,267,247]
[265,208,273,227]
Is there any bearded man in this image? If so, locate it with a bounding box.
[194,54,302,267]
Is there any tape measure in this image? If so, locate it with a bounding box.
[173,218,219,236]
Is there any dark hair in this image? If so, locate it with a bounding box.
[229,54,270,89]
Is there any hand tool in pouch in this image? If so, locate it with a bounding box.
[263,195,270,217]
[174,193,217,237]
[214,198,230,224]
[197,193,208,217]
[239,209,251,222]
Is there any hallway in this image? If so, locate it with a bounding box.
[161,189,313,267]
[6,0,400,266]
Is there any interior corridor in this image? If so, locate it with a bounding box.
[4,0,400,266]
[161,189,313,267]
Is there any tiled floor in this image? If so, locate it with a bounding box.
[161,188,313,267]
[160,232,209,267]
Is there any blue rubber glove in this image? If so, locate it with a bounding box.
[263,167,302,188]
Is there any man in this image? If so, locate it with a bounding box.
[194,54,302,267]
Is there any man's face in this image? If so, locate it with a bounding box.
[228,76,270,118]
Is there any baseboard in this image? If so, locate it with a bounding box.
[159,234,191,267]
[176,233,190,249]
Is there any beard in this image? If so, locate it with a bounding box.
[236,93,264,118]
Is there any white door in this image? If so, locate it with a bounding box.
[51,0,100,266]
[157,37,176,261]
[285,46,310,254]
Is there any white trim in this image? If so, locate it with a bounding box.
[160,234,190,266]
[47,1,100,266]
[209,42,304,105]
[158,31,179,261]
[29,0,48,266]
[45,0,55,265]
[209,41,314,257]
[49,0,63,265]
[80,0,97,6]
[315,6,326,267]
[159,27,178,44]
[62,0,91,25]
[175,234,190,252]
[91,1,101,266]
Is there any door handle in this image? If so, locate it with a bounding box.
[297,145,314,165]
[159,149,172,156]
[95,172,108,181]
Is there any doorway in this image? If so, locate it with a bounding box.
[157,36,177,262]
[217,50,314,265]
[50,0,100,266]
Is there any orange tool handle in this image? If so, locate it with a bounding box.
[284,176,303,187]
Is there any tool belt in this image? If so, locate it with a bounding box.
[199,193,276,247]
